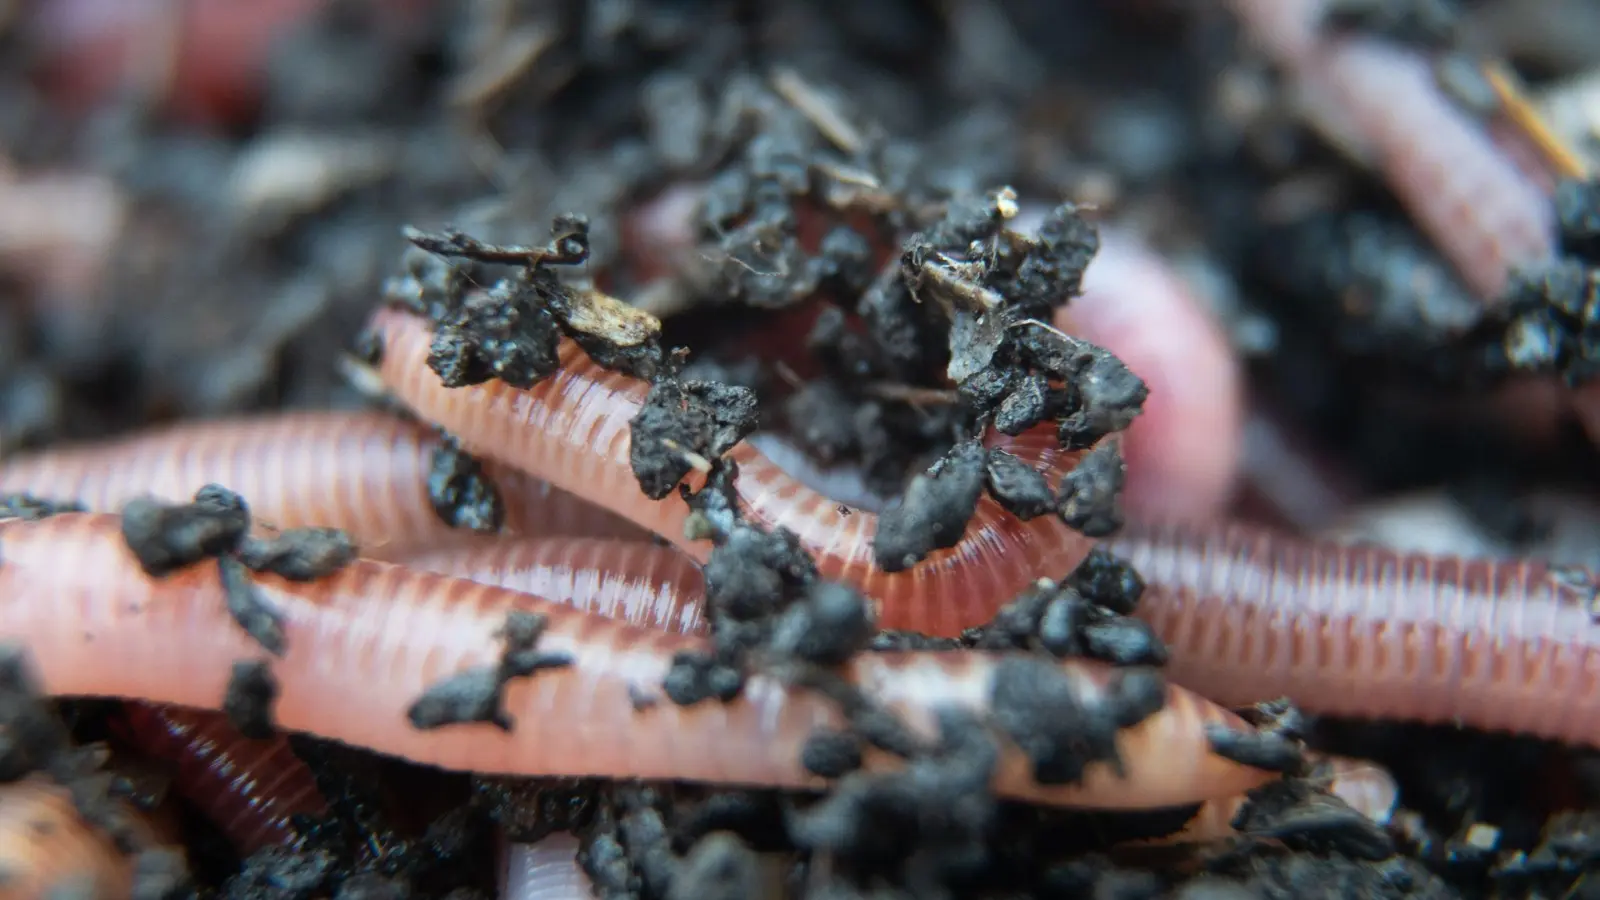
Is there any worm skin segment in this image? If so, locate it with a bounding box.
[501,833,595,900]
[370,308,1100,636]
[115,702,328,855]
[1147,755,1399,847]
[0,410,646,558]
[0,513,1269,810]
[1109,520,1600,747]
[400,537,708,635]
[1228,0,1555,301]
[0,776,131,899]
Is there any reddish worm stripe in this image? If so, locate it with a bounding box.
[370,308,1099,637]
[366,307,1600,748]
[0,512,1269,811]
[0,410,648,557]
[0,776,131,898]
[115,702,328,856]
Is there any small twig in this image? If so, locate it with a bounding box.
[1483,60,1589,180]
[771,68,865,155]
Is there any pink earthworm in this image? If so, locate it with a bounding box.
[1226,0,1556,301]
[369,307,1101,637]
[0,410,648,558]
[114,702,328,855]
[1067,227,1243,523]
[1107,518,1600,748]
[0,512,1271,810]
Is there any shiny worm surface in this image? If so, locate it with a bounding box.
[1111,520,1600,747]
[0,410,647,558]
[116,702,328,855]
[370,308,1099,636]
[0,512,1269,810]
[0,776,130,899]
[402,536,707,635]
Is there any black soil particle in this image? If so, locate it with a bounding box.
[0,644,70,780]
[800,728,865,779]
[629,378,759,500]
[769,582,875,666]
[967,551,1167,667]
[873,440,987,571]
[1207,722,1308,776]
[121,485,251,577]
[989,658,1163,784]
[1231,776,1395,861]
[223,659,281,741]
[664,832,766,900]
[984,448,1057,520]
[0,494,85,521]
[425,436,505,533]
[237,527,358,581]
[219,555,290,656]
[1057,442,1129,537]
[406,611,573,732]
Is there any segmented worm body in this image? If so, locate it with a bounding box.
[1111,520,1600,746]
[0,411,646,557]
[501,834,594,900]
[401,537,707,635]
[1152,755,1397,846]
[1228,0,1555,300]
[0,777,130,899]
[0,513,1268,810]
[115,703,327,855]
[371,308,1099,636]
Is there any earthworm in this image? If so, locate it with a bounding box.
[0,410,646,557]
[369,308,1100,636]
[1150,755,1398,847]
[114,702,327,855]
[1227,0,1556,300]
[1067,227,1242,522]
[732,428,1600,749]
[501,833,594,900]
[0,776,131,899]
[0,511,1270,810]
[1108,519,1600,748]
[401,536,708,635]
